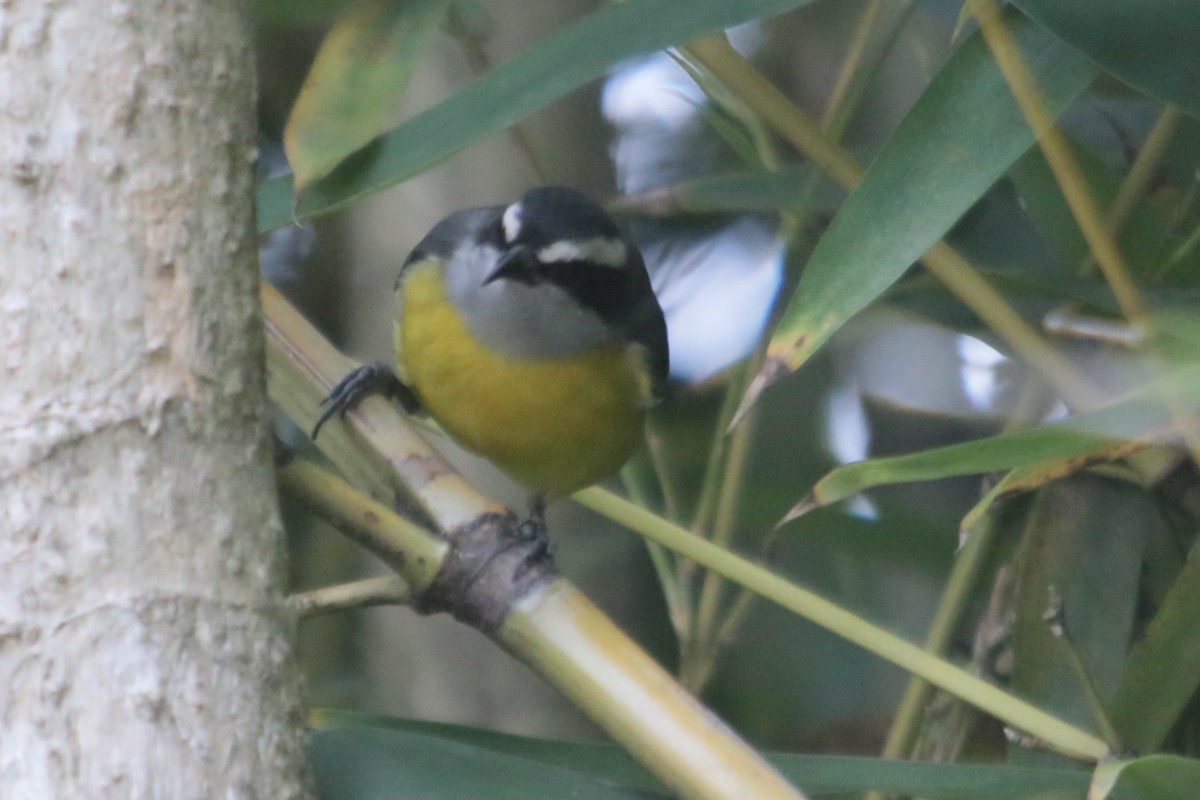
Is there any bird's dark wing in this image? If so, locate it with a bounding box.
[623,246,670,399]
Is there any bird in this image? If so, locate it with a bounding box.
[313,186,669,526]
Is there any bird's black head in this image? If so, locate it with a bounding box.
[456,186,667,389]
[502,187,622,251]
[482,187,631,286]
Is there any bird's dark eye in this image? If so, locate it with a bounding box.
[483,216,506,247]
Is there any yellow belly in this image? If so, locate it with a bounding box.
[396,263,650,499]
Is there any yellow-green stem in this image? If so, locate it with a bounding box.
[692,8,909,689]
[920,241,1098,408]
[690,362,752,535]
[870,503,1003,796]
[646,424,683,524]
[821,0,891,135]
[576,487,1110,762]
[691,402,758,689]
[974,0,1147,329]
[622,460,691,640]
[1110,105,1180,236]
[683,36,862,188]
[683,36,1099,410]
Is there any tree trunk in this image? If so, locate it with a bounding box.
[0,2,310,797]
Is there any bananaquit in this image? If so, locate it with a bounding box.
[314,186,669,518]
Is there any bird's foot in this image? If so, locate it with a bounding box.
[513,495,553,580]
[311,361,420,440]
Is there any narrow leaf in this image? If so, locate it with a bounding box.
[796,368,1200,511]
[762,13,1095,378]
[1013,0,1200,121]
[956,437,1155,534]
[1111,547,1200,752]
[258,0,822,232]
[313,727,664,800]
[284,0,449,193]
[1089,755,1200,800]
[1009,478,1149,746]
[312,711,1095,799]
[1010,143,1184,282]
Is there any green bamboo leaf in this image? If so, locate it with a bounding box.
[1111,547,1200,752]
[1089,755,1200,800]
[1009,147,1091,271]
[257,0,822,232]
[1012,0,1200,121]
[770,754,1090,799]
[284,0,449,194]
[313,727,662,800]
[957,437,1155,534]
[612,163,832,216]
[312,710,1095,798]
[1010,143,1184,282]
[1010,477,1150,752]
[789,368,1200,513]
[762,13,1096,377]
[312,710,665,794]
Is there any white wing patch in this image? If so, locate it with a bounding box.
[502,202,522,243]
[537,237,627,268]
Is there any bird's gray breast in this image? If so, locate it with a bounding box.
[443,243,620,360]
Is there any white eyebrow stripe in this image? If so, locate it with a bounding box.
[502,203,522,243]
[537,237,628,267]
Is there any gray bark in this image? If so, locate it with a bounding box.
[0,2,310,798]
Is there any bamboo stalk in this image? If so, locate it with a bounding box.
[262,280,807,800]
[503,581,806,800]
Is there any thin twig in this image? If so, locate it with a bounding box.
[291,575,411,618]
[1108,105,1181,235]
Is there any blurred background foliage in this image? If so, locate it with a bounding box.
[257,0,1200,796]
